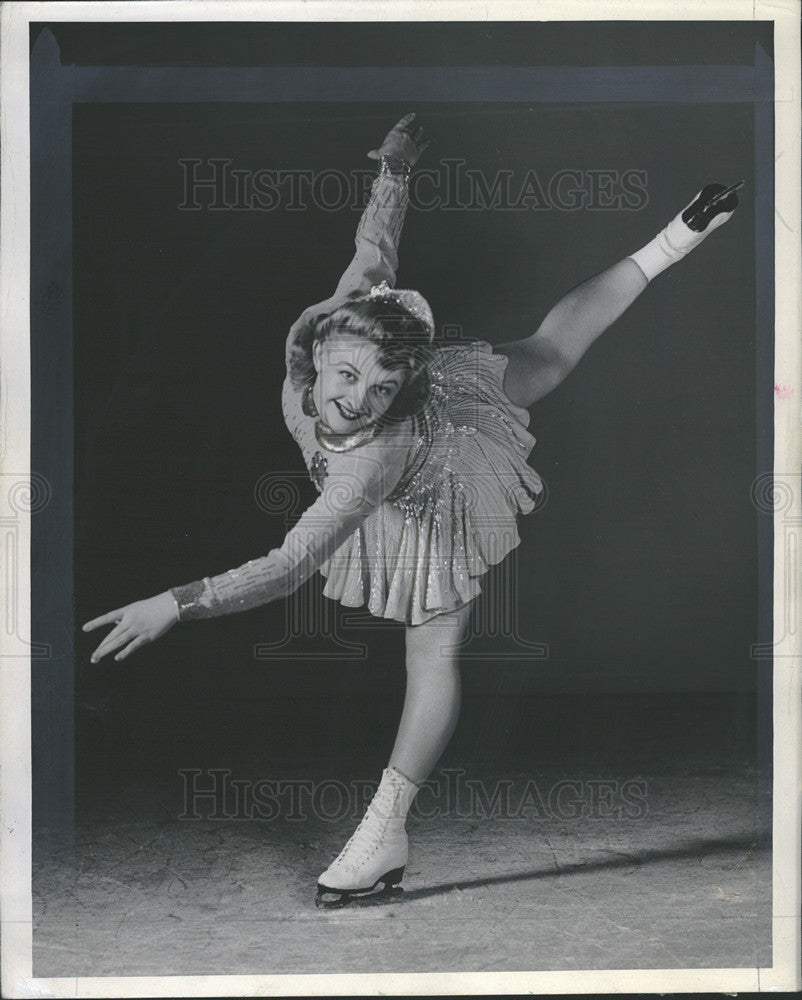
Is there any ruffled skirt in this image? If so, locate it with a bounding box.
[316,340,544,625]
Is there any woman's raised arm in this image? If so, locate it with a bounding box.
[285,114,429,368]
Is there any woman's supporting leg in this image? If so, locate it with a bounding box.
[316,601,473,902]
[389,601,473,784]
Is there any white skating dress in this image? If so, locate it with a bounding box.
[172,171,543,626]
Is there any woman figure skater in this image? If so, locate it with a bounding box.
[83,114,740,907]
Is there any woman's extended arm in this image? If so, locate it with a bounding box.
[82,437,408,660]
[170,445,396,620]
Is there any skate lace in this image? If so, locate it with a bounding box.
[332,777,404,869]
[333,812,388,867]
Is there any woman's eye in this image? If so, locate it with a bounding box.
[340,370,355,381]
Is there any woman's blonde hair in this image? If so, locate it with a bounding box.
[288,293,434,422]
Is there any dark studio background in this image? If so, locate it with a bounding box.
[30,22,771,827]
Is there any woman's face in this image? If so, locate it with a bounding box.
[312,333,405,433]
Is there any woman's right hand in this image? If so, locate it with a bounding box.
[83,591,179,663]
[367,112,430,166]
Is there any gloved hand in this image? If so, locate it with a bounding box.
[367,112,430,167]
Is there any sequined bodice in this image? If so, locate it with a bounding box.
[281,339,535,523]
[281,375,420,502]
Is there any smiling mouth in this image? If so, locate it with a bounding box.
[335,401,369,421]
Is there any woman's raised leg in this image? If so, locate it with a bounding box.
[495,258,648,410]
[495,183,740,410]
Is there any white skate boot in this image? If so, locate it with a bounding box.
[628,181,742,282]
[315,766,419,908]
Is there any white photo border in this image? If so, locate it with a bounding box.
[1,0,800,996]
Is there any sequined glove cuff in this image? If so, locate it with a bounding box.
[171,578,216,621]
[379,153,411,180]
[356,171,409,253]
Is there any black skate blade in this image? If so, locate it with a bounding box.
[712,179,745,201]
[702,180,745,210]
[315,883,404,909]
[315,867,405,909]
[682,181,744,231]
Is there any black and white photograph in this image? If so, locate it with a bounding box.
[1,1,800,996]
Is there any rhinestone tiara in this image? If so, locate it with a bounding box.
[354,280,435,342]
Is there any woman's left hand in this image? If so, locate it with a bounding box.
[367,112,430,166]
[83,591,179,663]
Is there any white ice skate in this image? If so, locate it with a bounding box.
[629,180,742,283]
[315,766,417,908]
